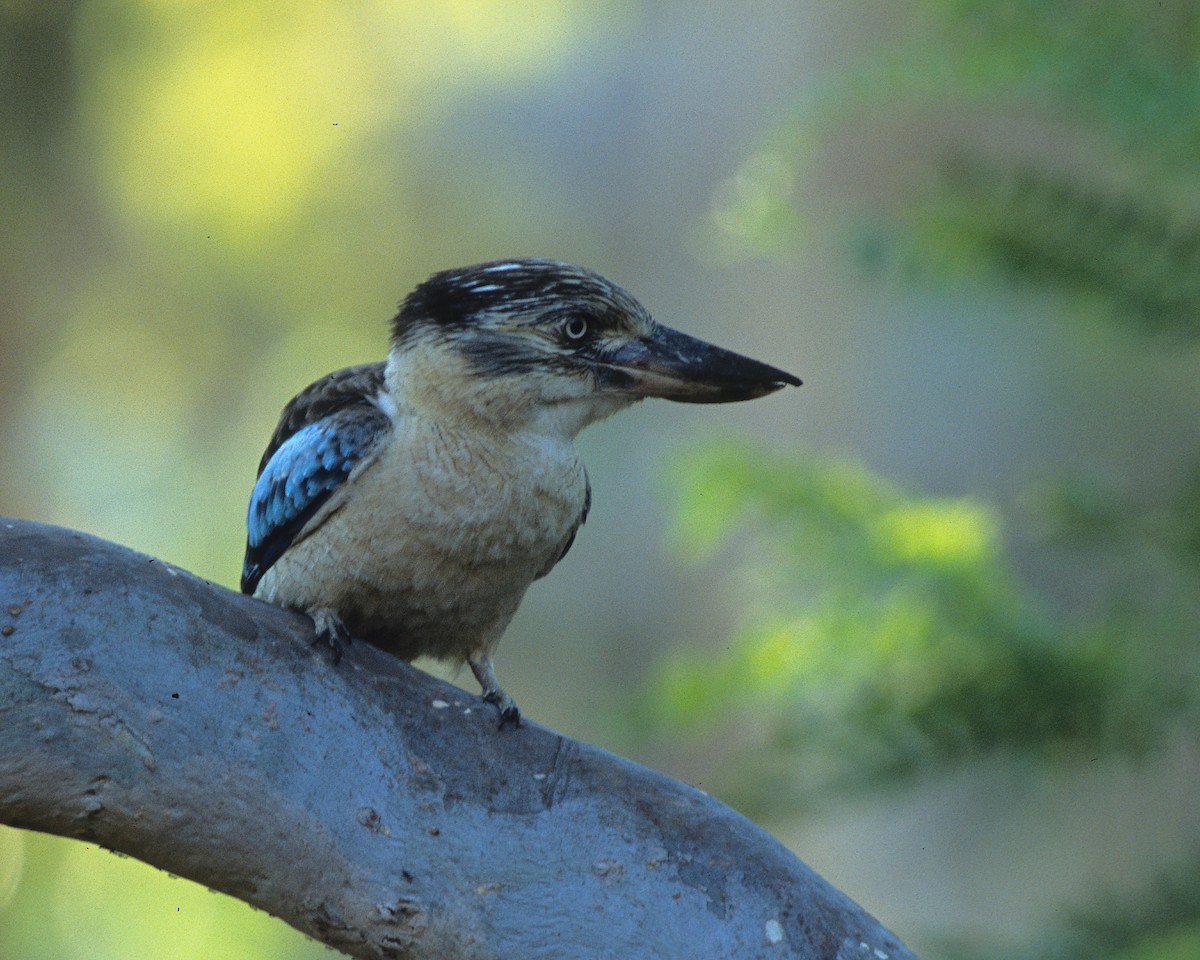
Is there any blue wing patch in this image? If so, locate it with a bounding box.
[241,406,388,594]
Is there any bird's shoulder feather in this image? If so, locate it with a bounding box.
[241,363,390,594]
[256,362,388,474]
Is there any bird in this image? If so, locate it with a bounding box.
[241,259,800,728]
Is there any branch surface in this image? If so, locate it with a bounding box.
[0,518,916,960]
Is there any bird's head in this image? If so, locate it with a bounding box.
[386,259,800,437]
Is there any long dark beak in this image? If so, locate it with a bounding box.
[594,323,801,403]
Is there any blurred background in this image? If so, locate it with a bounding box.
[3,0,1200,957]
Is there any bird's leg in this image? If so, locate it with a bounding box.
[468,653,521,730]
[309,607,353,665]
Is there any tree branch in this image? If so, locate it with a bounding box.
[0,518,916,960]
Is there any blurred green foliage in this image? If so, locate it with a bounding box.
[637,442,1184,812]
[714,0,1200,338]
[639,442,1200,960]
[893,159,1200,336]
[943,861,1200,960]
[0,828,317,960]
[665,1,1200,958]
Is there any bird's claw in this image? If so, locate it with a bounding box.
[469,653,521,730]
[483,688,522,730]
[310,608,352,665]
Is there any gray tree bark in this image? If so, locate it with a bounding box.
[0,518,917,960]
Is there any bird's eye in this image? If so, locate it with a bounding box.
[562,316,590,341]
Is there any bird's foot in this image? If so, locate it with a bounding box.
[483,688,522,730]
[310,607,352,665]
[469,653,521,730]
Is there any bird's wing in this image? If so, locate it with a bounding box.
[241,363,389,595]
[255,362,387,473]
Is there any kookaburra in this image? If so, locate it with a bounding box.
[241,259,799,727]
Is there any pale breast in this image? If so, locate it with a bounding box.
[256,418,587,662]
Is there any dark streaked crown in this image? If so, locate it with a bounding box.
[392,259,651,341]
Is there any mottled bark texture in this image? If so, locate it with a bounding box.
[0,518,916,960]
